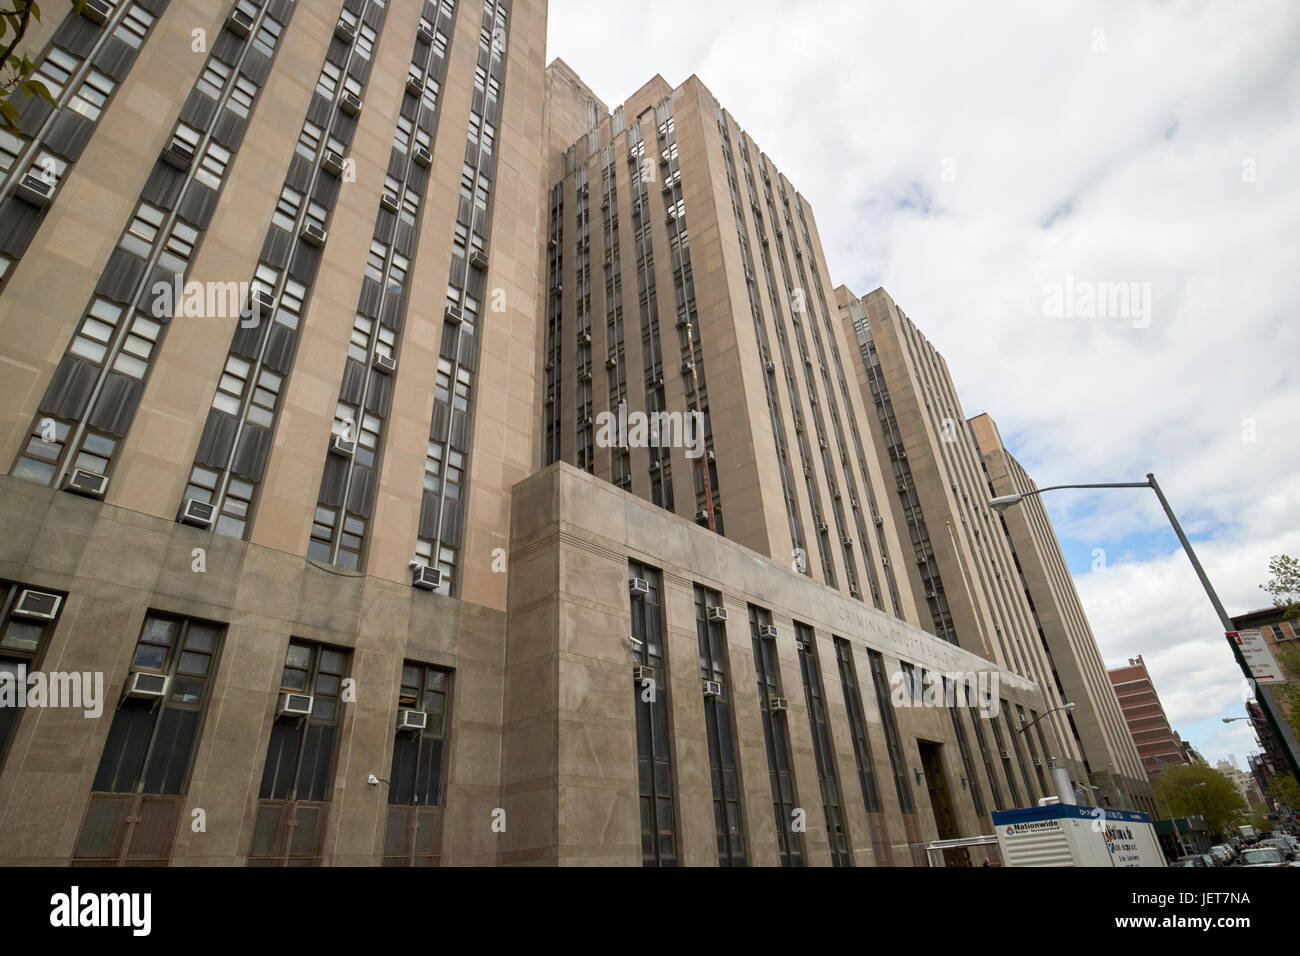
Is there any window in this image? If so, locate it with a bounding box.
[987,700,1022,807]
[946,679,986,819]
[868,650,915,813]
[249,640,350,866]
[630,562,676,866]
[12,417,72,485]
[834,637,880,813]
[67,70,115,121]
[34,48,78,100]
[967,699,1005,810]
[296,121,323,160]
[272,185,302,232]
[196,59,231,100]
[388,664,451,806]
[113,4,155,47]
[91,613,223,795]
[0,129,21,172]
[158,219,199,274]
[695,586,745,866]
[796,624,851,866]
[68,297,125,366]
[748,605,803,866]
[0,580,64,771]
[251,15,282,57]
[355,22,376,59]
[194,141,232,190]
[111,311,162,379]
[227,74,258,117]
[257,641,349,802]
[120,202,165,258]
[316,61,341,98]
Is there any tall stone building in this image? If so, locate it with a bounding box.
[836,286,1096,808]
[1108,655,1189,778]
[969,413,1152,814]
[0,0,1147,867]
[0,0,547,865]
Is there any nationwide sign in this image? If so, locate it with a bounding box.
[1228,630,1285,684]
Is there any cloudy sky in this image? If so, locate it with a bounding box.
[547,0,1300,769]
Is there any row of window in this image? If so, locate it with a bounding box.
[0,581,452,866]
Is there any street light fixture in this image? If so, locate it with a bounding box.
[989,472,1300,785]
[1016,701,1076,734]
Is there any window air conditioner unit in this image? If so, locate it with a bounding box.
[1033,758,1043,767]
[616,474,631,487]
[334,19,356,43]
[226,9,254,38]
[681,360,694,373]
[12,589,61,621]
[578,331,591,345]
[547,237,557,250]
[695,510,710,523]
[632,665,655,682]
[277,693,313,718]
[322,149,346,177]
[706,606,728,623]
[251,289,276,315]
[397,709,428,732]
[580,415,593,427]
[445,304,464,325]
[62,468,107,499]
[124,671,169,699]
[702,680,722,697]
[411,564,441,590]
[580,370,592,382]
[406,73,425,96]
[300,223,327,246]
[628,577,650,596]
[81,0,111,25]
[648,460,660,472]
[1001,750,1012,759]
[329,434,355,457]
[842,536,853,546]
[662,180,673,194]
[178,497,215,529]
[881,557,890,567]
[758,624,778,640]
[601,199,609,211]
[339,92,363,116]
[412,146,432,167]
[417,23,435,43]
[380,191,400,213]
[372,353,396,374]
[764,361,775,373]
[815,521,828,533]
[775,227,783,238]
[873,514,884,526]
[605,356,617,369]
[15,175,52,208]
[768,696,789,713]
[162,140,194,170]
[469,250,489,271]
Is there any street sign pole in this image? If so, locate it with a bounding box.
[1146,473,1300,785]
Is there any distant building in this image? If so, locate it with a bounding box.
[1107,655,1188,776]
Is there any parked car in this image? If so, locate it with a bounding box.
[1237,847,1288,867]
[1208,845,1233,865]
[1259,837,1296,861]
[1172,854,1211,867]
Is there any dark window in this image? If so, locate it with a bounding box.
[796,624,851,866]
[748,605,803,866]
[248,640,350,866]
[694,585,745,866]
[1004,701,1039,802]
[1020,705,1050,795]
[631,561,677,866]
[945,679,985,819]
[91,613,223,795]
[0,580,65,772]
[988,700,1022,806]
[388,663,451,806]
[867,649,914,813]
[833,637,880,812]
[73,612,224,865]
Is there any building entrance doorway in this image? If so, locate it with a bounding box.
[918,740,959,840]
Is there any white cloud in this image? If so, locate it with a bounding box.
[547,1,1300,767]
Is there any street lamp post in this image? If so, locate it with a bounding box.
[990,472,1300,786]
